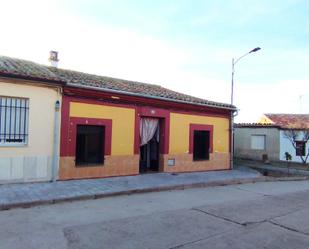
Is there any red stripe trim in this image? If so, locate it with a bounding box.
[60,96,70,157]
[63,86,232,116]
[134,109,141,154]
[171,109,230,119]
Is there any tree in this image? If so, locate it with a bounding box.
[283,130,309,164]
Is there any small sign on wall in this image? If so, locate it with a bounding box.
[168,159,175,166]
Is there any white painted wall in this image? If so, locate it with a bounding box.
[0,80,61,183]
[279,130,309,163]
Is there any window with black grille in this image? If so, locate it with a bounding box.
[0,96,29,145]
[295,141,306,156]
[75,125,105,166]
[193,130,210,161]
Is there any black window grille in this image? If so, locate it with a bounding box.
[295,141,306,156]
[0,96,29,144]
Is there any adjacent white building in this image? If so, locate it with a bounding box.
[0,56,63,183]
[235,114,309,164]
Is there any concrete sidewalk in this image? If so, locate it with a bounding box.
[0,169,262,210]
[235,159,309,176]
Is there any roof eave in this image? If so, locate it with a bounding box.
[0,72,66,85]
[66,82,237,112]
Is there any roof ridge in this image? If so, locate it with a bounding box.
[0,55,62,82]
[49,66,163,88]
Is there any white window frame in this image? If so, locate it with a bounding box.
[0,96,29,146]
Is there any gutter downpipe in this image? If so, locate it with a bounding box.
[66,83,237,112]
[51,99,61,182]
[230,109,238,170]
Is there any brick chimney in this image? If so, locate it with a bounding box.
[49,51,59,67]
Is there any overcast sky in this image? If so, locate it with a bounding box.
[1,0,308,122]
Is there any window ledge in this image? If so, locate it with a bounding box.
[193,159,210,162]
[75,163,104,168]
[0,143,28,148]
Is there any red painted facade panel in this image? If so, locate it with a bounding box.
[60,96,70,157]
[67,117,112,157]
[63,86,232,117]
[135,106,170,154]
[189,124,214,154]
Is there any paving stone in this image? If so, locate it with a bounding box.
[0,169,261,209]
[196,194,305,225]
[181,222,309,249]
[63,209,239,249]
[272,205,309,235]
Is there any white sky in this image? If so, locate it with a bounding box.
[0,0,308,122]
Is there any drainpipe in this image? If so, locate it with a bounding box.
[51,100,61,182]
[230,109,238,170]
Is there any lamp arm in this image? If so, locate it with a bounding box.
[233,51,250,66]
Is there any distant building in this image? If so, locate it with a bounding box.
[235,114,309,164]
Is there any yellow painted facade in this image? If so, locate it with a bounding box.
[169,113,230,154]
[70,102,135,155]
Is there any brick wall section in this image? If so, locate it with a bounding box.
[161,153,230,173]
[59,155,139,180]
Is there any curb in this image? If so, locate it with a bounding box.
[1,175,308,211]
[0,177,262,211]
[238,164,309,177]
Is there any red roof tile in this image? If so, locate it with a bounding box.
[235,123,280,128]
[264,114,309,129]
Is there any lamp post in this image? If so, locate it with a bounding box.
[231,47,261,105]
[230,47,261,170]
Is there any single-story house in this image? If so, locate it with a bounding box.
[0,53,236,182]
[0,54,63,183]
[234,114,309,164]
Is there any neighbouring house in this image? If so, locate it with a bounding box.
[0,53,236,182]
[0,54,63,183]
[235,114,309,164]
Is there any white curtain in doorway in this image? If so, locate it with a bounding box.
[140,118,159,146]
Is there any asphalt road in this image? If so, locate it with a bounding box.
[2,180,309,249]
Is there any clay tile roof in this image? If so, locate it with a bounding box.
[0,55,235,110]
[234,123,280,128]
[264,114,309,129]
[48,67,234,109]
[0,56,64,83]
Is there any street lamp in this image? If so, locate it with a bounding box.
[231,47,261,105]
[230,47,261,170]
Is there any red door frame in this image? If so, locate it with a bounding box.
[134,106,170,155]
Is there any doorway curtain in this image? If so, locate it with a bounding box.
[140,118,159,146]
